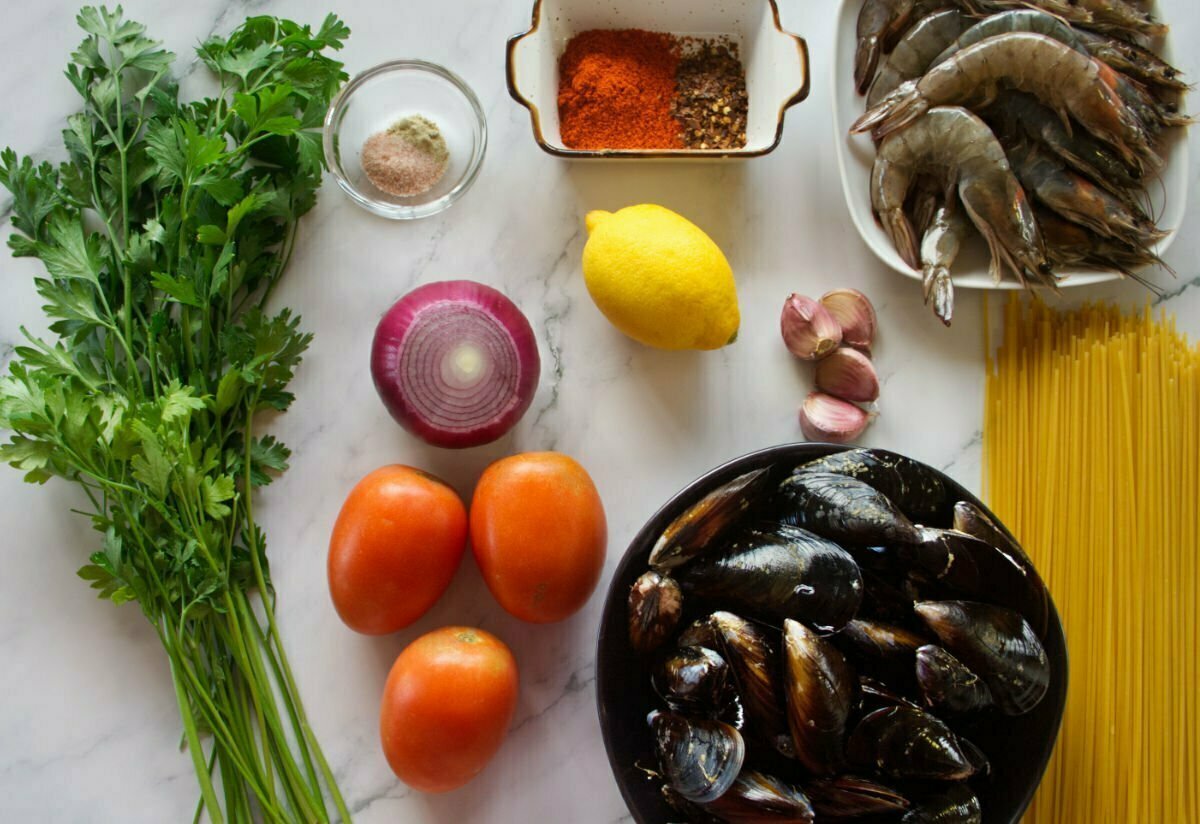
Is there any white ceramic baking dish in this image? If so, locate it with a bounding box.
[831,0,1188,289]
[507,0,809,158]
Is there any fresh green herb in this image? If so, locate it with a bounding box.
[0,7,350,822]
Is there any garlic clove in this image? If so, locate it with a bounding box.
[820,288,877,352]
[815,346,880,404]
[781,294,843,361]
[799,392,871,444]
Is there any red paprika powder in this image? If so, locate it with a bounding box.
[557,29,684,150]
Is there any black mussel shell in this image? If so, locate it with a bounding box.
[783,619,856,776]
[629,571,683,653]
[951,502,1049,638]
[774,472,922,546]
[838,619,930,687]
[914,600,1050,716]
[653,646,741,724]
[904,527,1050,640]
[679,523,863,632]
[847,706,978,781]
[794,449,948,522]
[679,612,794,759]
[805,775,911,818]
[915,644,994,715]
[662,785,725,823]
[901,784,982,823]
[650,468,772,571]
[650,710,746,804]
[703,769,816,823]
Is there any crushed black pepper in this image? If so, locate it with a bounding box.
[671,39,749,151]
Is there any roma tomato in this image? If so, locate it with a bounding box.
[470,452,606,623]
[380,626,519,792]
[328,465,467,634]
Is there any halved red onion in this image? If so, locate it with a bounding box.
[371,281,541,448]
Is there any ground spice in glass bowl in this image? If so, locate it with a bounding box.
[556,29,748,152]
[361,115,450,197]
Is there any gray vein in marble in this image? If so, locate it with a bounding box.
[511,665,594,736]
[940,429,982,476]
[1153,274,1200,305]
[530,227,580,449]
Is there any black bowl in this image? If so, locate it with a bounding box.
[596,443,1067,823]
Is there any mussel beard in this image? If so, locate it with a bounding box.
[783,619,856,777]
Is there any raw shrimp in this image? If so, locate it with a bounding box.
[929,12,1189,136]
[853,33,1159,175]
[1075,28,1188,92]
[947,0,1092,26]
[868,10,971,107]
[856,0,916,94]
[984,92,1145,201]
[1006,141,1164,248]
[920,203,969,326]
[870,106,1051,285]
[1038,209,1170,287]
[1075,0,1166,38]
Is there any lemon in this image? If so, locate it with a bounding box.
[582,205,739,350]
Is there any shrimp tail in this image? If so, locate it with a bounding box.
[880,207,921,269]
[853,81,929,137]
[855,36,882,94]
[922,264,954,326]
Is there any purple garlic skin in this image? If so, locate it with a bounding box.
[821,288,877,353]
[815,347,880,404]
[782,294,843,361]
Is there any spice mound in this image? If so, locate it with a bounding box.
[557,29,749,152]
[362,114,450,197]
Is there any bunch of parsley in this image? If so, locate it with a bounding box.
[0,8,352,821]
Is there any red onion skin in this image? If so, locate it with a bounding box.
[371,280,541,448]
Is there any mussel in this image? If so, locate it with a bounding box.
[794,449,948,522]
[703,770,816,823]
[914,600,1050,716]
[805,775,910,819]
[838,619,929,687]
[774,471,921,545]
[680,612,794,758]
[650,710,746,804]
[901,784,982,823]
[783,619,856,776]
[676,522,864,633]
[678,523,863,632]
[952,502,1049,638]
[629,570,683,653]
[650,468,772,571]
[847,706,979,781]
[904,527,1050,640]
[915,644,994,715]
[653,646,740,724]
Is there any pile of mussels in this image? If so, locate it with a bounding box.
[626,449,1052,823]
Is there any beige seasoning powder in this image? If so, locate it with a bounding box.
[361,115,450,197]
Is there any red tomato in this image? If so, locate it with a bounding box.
[380,626,519,792]
[328,465,467,634]
[470,452,607,623]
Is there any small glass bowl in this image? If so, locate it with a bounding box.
[324,60,487,220]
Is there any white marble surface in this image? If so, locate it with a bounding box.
[0,1,1198,821]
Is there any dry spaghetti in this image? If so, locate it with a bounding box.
[984,296,1200,823]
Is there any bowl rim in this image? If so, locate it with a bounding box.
[322,58,488,220]
[594,442,1068,824]
[505,0,810,159]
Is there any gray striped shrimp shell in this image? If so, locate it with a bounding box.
[854,33,1159,176]
[920,203,969,326]
[869,107,1050,285]
[867,9,972,107]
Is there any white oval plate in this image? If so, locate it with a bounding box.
[831,0,1188,289]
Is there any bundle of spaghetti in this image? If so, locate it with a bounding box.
[984,295,1199,823]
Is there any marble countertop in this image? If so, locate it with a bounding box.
[1,1,1198,821]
